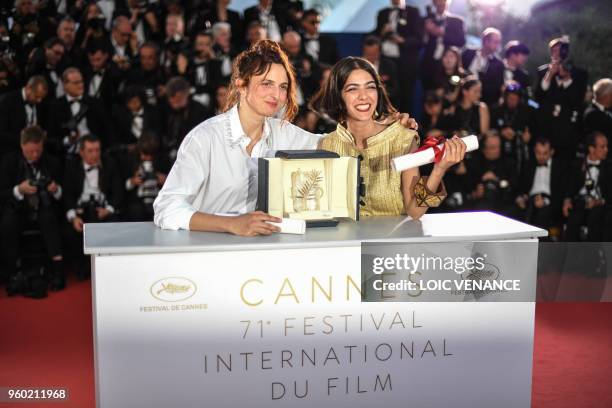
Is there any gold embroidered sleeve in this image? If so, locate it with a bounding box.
[413,176,447,208]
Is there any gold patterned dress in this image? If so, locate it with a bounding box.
[320,121,420,216]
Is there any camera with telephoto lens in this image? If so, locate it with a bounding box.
[29,175,52,207]
[484,178,511,203]
[137,161,160,204]
[77,194,106,223]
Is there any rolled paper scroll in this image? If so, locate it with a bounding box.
[391,135,479,172]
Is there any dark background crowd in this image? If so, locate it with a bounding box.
[0,0,611,297]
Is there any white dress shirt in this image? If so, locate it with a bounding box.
[529,158,552,197]
[153,105,323,230]
[21,88,37,125]
[66,163,114,221]
[579,159,602,199]
[66,95,90,137]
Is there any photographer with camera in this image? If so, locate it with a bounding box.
[491,81,535,170]
[123,133,168,221]
[281,30,320,109]
[25,37,65,98]
[10,0,45,65]
[114,0,161,45]
[75,2,108,56]
[83,41,123,114]
[125,41,168,106]
[63,134,122,279]
[47,67,111,157]
[516,137,567,238]
[160,13,189,78]
[160,76,211,162]
[0,75,47,157]
[467,131,517,216]
[0,125,65,294]
[373,0,421,112]
[421,0,465,95]
[107,16,138,72]
[563,132,610,241]
[56,17,81,69]
[462,27,504,108]
[503,41,531,101]
[176,31,221,111]
[428,46,466,105]
[535,36,589,160]
[112,85,160,150]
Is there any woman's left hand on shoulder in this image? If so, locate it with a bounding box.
[435,135,467,171]
[379,112,418,131]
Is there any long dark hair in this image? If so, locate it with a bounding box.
[309,56,396,123]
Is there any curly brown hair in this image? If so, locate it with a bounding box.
[224,40,298,122]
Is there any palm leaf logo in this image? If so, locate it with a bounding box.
[296,169,323,200]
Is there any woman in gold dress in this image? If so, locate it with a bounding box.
[310,57,466,218]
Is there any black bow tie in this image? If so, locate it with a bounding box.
[588,164,601,170]
[86,165,99,172]
[69,98,82,105]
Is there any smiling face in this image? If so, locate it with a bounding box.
[239,63,288,118]
[341,69,378,122]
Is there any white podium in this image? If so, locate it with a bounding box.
[84,212,546,408]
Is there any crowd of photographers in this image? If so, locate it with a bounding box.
[0,0,611,297]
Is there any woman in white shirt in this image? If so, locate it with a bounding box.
[154,40,416,236]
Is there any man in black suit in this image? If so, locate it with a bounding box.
[112,85,161,148]
[516,138,566,237]
[243,0,285,42]
[503,41,531,100]
[121,134,169,222]
[177,31,222,111]
[491,82,535,170]
[126,42,167,107]
[0,76,48,157]
[468,131,517,216]
[108,16,138,72]
[463,27,504,107]
[281,31,320,108]
[362,35,400,109]
[421,0,465,91]
[57,16,82,69]
[112,0,162,45]
[24,37,66,99]
[583,78,612,139]
[63,134,123,278]
[300,9,339,66]
[160,77,212,162]
[563,132,610,241]
[375,0,422,112]
[211,22,238,84]
[535,36,588,151]
[0,126,65,290]
[46,67,112,157]
[83,42,124,114]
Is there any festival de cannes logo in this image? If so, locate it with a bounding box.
[150,277,197,302]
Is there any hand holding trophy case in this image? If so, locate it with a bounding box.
[257,150,361,229]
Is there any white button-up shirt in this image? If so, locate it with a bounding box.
[153,105,323,230]
[529,158,552,197]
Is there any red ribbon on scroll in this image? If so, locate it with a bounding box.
[416,135,446,163]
